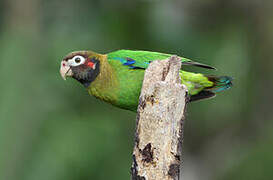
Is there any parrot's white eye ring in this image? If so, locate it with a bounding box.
[68,55,86,66]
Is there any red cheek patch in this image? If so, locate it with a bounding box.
[87,62,95,69]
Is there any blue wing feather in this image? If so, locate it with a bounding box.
[112,57,149,69]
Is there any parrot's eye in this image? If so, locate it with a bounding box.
[75,57,81,63]
[68,55,86,66]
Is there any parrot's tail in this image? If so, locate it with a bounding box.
[190,76,233,102]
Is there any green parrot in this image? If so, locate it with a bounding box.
[60,49,232,111]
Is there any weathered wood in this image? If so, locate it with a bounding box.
[131,56,188,180]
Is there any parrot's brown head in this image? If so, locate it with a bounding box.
[60,51,100,88]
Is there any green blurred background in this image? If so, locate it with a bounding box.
[0,0,273,179]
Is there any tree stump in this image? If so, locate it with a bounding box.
[131,56,188,180]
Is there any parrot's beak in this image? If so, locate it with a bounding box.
[60,61,73,80]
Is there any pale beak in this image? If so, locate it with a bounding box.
[60,60,73,80]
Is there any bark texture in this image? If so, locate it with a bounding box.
[131,56,188,180]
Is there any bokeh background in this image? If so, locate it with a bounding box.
[0,0,273,180]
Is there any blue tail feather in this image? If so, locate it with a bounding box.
[189,76,232,102]
[207,76,233,93]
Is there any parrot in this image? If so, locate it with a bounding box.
[60,49,232,111]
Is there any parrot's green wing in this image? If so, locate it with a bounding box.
[107,49,216,70]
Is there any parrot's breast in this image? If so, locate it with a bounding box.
[87,58,145,111]
[109,61,145,111]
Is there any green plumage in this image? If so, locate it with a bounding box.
[83,49,232,111]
